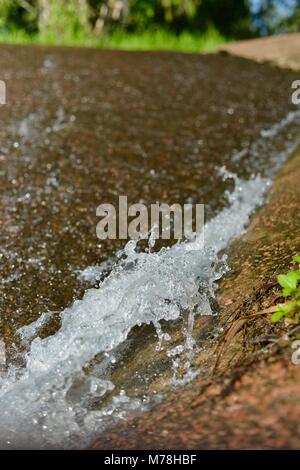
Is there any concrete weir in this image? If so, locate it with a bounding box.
[0,37,299,448]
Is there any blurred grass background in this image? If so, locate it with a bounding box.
[0,1,299,52]
[0,26,225,52]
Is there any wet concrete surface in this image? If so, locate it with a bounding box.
[0,44,298,352]
[90,36,300,449]
[1,42,300,448]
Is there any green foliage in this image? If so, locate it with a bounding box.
[0,0,38,33]
[97,26,225,52]
[0,1,299,49]
[0,24,225,52]
[0,0,255,42]
[196,0,254,38]
[272,256,300,324]
[38,0,91,40]
[128,0,253,37]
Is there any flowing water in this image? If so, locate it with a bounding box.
[0,45,299,448]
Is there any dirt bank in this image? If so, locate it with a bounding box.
[221,33,300,71]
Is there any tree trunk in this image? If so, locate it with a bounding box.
[38,0,91,36]
[94,0,130,35]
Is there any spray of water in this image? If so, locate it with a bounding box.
[1,52,300,448]
[0,170,271,449]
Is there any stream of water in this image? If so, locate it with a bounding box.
[0,46,299,448]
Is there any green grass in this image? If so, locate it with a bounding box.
[0,27,226,52]
[97,28,226,52]
[272,256,300,324]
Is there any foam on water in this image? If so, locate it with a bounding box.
[0,172,271,449]
[77,260,114,283]
[231,108,300,174]
[260,110,300,139]
[18,311,56,346]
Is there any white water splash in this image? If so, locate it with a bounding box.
[0,341,6,367]
[0,172,270,449]
[231,108,300,174]
[260,110,300,139]
[77,260,114,284]
[18,311,55,346]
